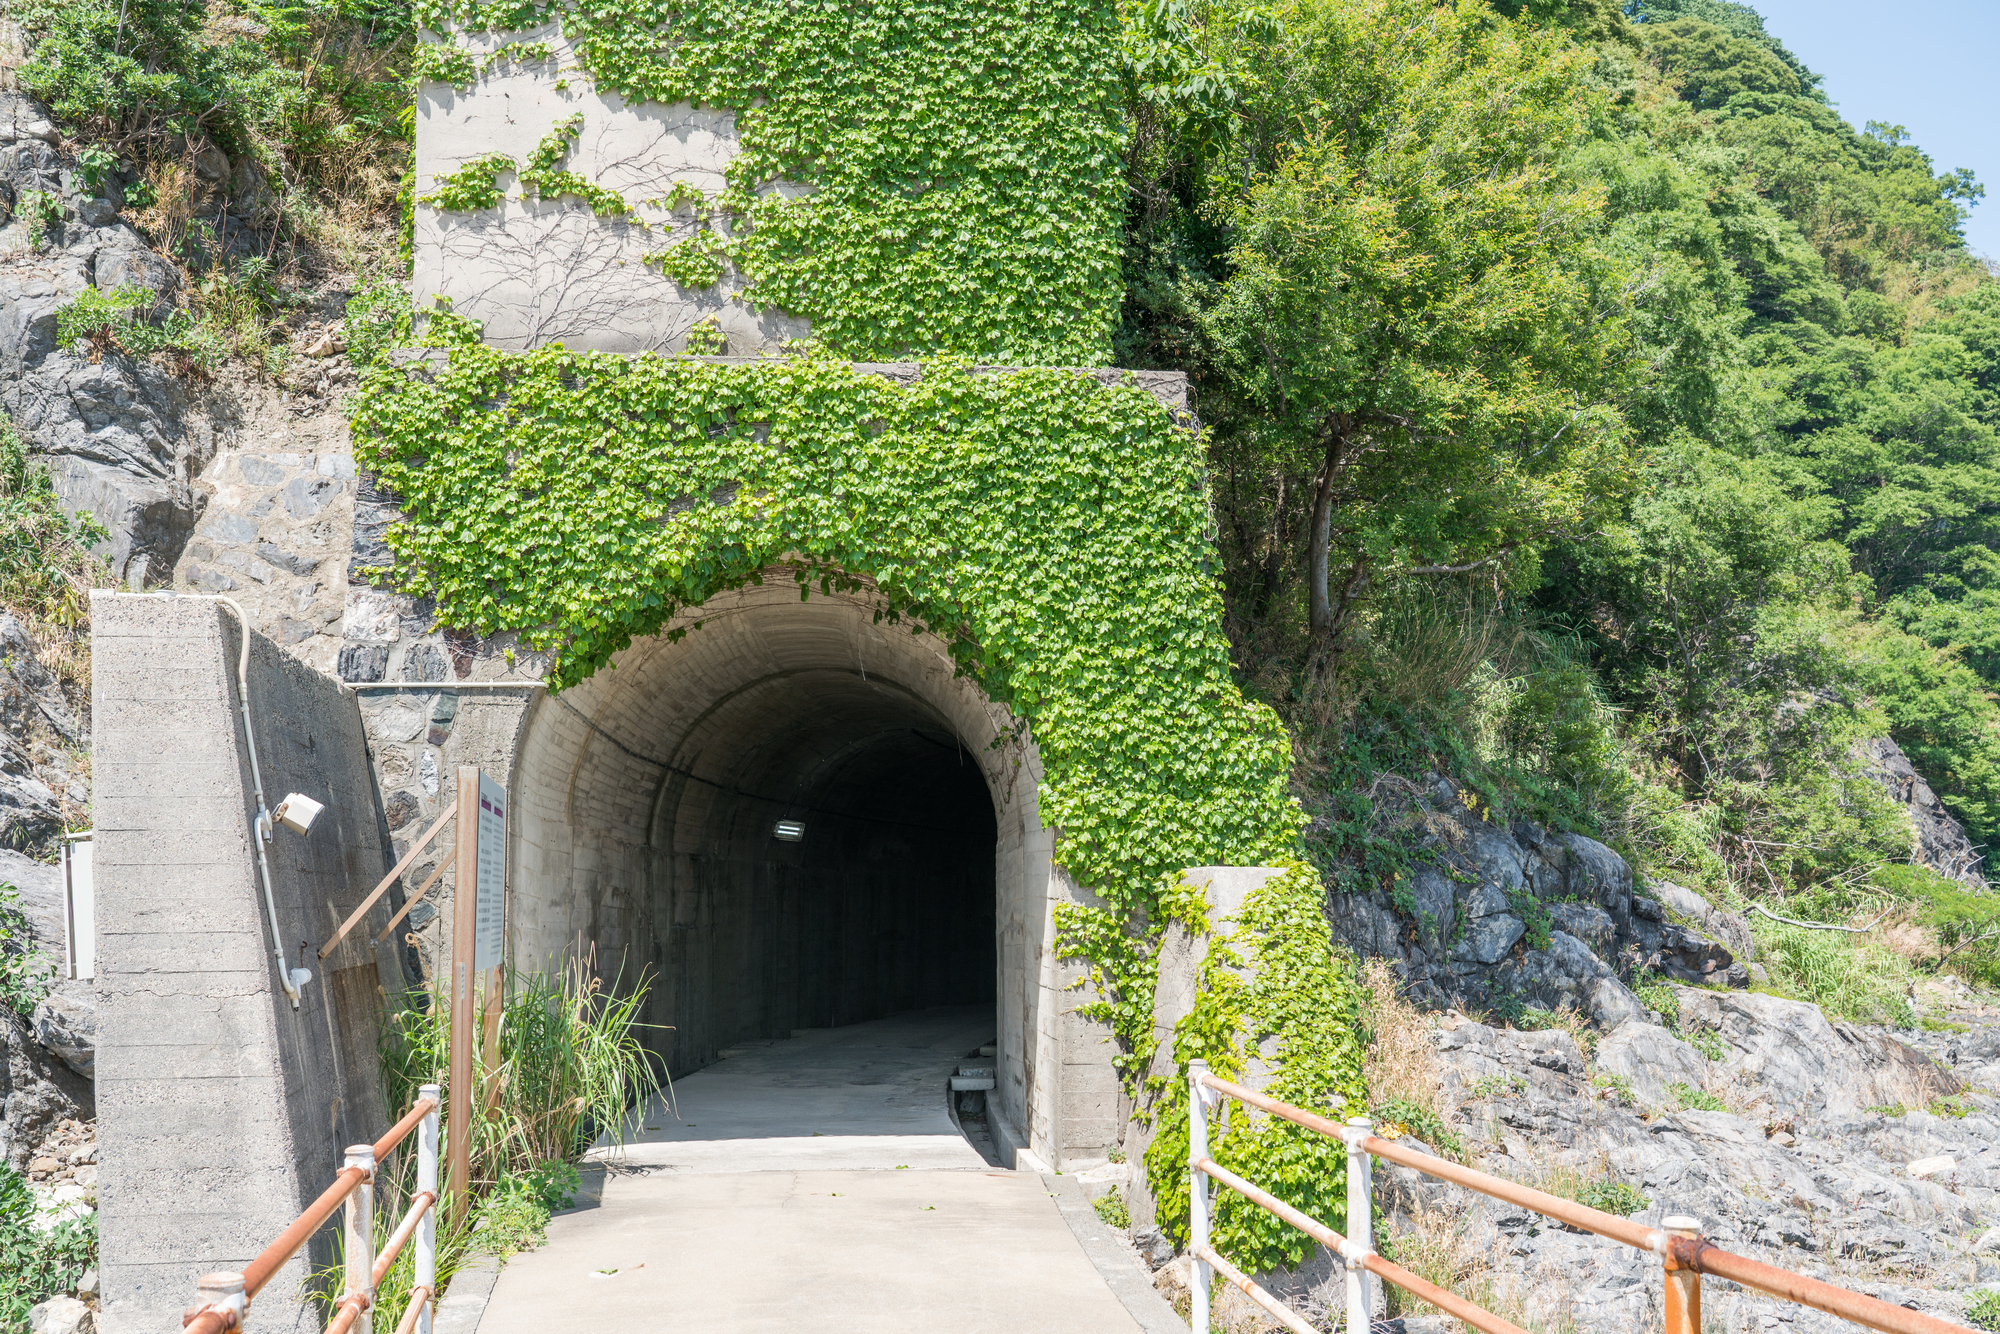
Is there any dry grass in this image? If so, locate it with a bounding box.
[127,156,197,263]
[1384,1204,1579,1334]
[1362,957,1448,1125]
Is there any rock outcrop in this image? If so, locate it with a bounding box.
[0,614,86,855]
[1,1004,90,1173]
[1325,779,1746,1026]
[1363,1001,1998,1334]
[0,92,291,589]
[1863,735,1987,888]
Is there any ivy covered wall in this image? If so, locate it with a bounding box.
[411,0,1124,363]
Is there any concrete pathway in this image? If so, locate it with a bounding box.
[473,1007,1152,1333]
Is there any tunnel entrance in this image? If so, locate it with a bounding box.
[665,690,998,1049]
[503,575,1123,1167]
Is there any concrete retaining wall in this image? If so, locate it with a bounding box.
[93,593,407,1334]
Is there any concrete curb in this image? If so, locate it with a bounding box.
[431,1248,500,1334]
[1042,1173,1186,1334]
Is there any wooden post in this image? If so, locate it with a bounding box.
[447,766,480,1224]
[480,964,504,1116]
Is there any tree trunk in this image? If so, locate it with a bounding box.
[1307,418,1350,642]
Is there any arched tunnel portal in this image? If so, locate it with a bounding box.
[502,577,1120,1166]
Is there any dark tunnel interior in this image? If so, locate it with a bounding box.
[649,679,999,1074]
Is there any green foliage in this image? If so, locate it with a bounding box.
[1969,1291,2000,1334]
[1753,920,1913,1025]
[1588,1071,1636,1107]
[354,348,1301,973]
[0,421,107,630]
[419,153,515,212]
[0,1166,96,1328]
[1667,1082,1727,1112]
[1371,1097,1463,1161]
[1684,1027,1728,1062]
[343,276,415,372]
[645,232,726,290]
[0,883,55,1016]
[1188,0,1633,644]
[53,277,291,374]
[682,319,725,356]
[517,114,631,217]
[381,962,659,1191]
[76,147,118,193]
[1467,1073,1525,1100]
[13,0,304,149]
[467,1175,553,1259]
[413,42,478,90]
[16,191,60,244]
[1140,863,1368,1273]
[1575,1178,1649,1217]
[1090,1187,1130,1231]
[410,0,1124,365]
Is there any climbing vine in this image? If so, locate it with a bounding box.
[1137,862,1370,1273]
[408,0,1124,365]
[353,343,1298,939]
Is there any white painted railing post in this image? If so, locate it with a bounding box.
[416,1085,442,1334]
[1189,1059,1212,1334]
[344,1144,377,1334]
[1345,1117,1374,1334]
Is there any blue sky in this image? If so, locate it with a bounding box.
[1738,0,2000,258]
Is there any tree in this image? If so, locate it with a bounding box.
[1194,0,1632,650]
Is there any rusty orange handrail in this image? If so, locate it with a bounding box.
[182,1092,442,1334]
[1188,1066,1974,1334]
[1196,1155,1530,1334]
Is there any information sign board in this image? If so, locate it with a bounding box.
[473,771,507,970]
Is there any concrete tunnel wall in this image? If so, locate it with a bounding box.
[499,578,1124,1166]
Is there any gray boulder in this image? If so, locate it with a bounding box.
[1675,988,1957,1120]
[30,982,93,1079]
[1649,879,1753,958]
[0,97,205,586]
[1862,735,1988,888]
[1,1005,91,1171]
[27,1296,93,1334]
[0,845,64,950]
[1593,1020,1708,1104]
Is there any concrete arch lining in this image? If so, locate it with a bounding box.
[504,576,1122,1166]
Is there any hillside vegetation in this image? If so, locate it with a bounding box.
[7,0,2000,1007]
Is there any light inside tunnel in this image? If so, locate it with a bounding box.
[508,583,1012,1082]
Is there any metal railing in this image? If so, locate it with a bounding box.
[1186,1061,1972,1334]
[183,1087,442,1334]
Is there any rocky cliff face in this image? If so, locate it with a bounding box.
[1325,777,1751,1026]
[1367,987,2000,1334]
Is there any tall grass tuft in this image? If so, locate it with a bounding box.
[380,954,663,1193]
[1754,921,1913,1026]
[361,956,662,1321]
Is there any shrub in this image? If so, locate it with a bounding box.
[342,275,413,370]
[0,1166,95,1327]
[379,959,660,1192]
[0,883,55,1017]
[1576,1179,1649,1217]
[1754,921,1913,1026]
[1668,1083,1727,1112]
[1091,1187,1130,1231]
[1969,1290,2000,1333]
